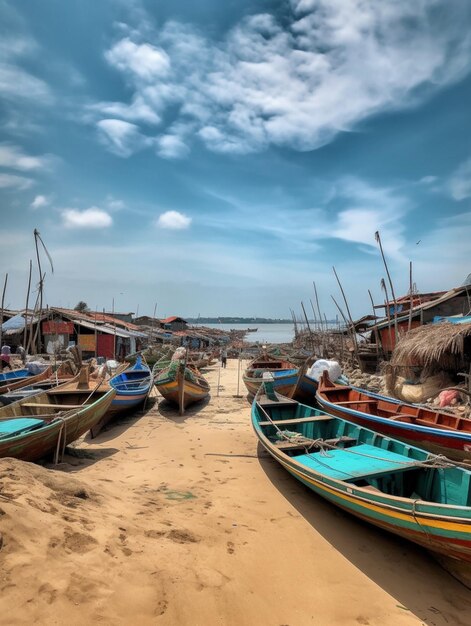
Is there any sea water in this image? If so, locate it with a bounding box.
[201,323,295,344]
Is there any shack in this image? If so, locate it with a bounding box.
[385,320,471,402]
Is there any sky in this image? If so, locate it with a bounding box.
[0,0,470,320]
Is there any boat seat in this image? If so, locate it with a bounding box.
[336,400,377,405]
[388,414,415,421]
[20,403,88,410]
[258,415,333,427]
[415,418,458,430]
[0,418,45,438]
[259,398,298,408]
[292,444,421,481]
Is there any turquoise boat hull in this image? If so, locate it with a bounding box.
[252,388,471,587]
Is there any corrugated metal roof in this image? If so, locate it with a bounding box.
[73,318,147,338]
[161,316,186,324]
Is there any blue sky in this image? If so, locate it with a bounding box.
[0,0,470,319]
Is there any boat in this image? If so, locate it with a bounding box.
[243,353,299,398]
[316,372,471,462]
[0,364,52,395]
[90,356,152,437]
[292,360,319,404]
[247,327,258,332]
[0,367,116,462]
[252,383,471,588]
[0,363,79,406]
[154,355,210,415]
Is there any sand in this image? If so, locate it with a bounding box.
[0,358,470,625]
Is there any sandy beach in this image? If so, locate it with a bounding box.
[0,359,470,625]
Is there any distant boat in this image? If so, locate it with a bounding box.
[0,367,116,462]
[252,383,471,588]
[243,353,299,398]
[90,356,152,437]
[247,327,258,332]
[316,372,471,462]
[154,356,210,415]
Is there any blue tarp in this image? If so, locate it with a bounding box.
[433,316,471,325]
[1,314,26,332]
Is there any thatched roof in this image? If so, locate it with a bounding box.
[391,321,471,369]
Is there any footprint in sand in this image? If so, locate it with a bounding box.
[63,530,98,554]
[226,541,235,554]
[38,582,58,605]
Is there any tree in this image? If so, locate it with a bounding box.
[74,301,89,313]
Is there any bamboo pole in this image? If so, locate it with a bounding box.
[94,306,98,359]
[24,260,32,350]
[313,281,323,332]
[368,289,380,358]
[301,301,314,350]
[0,273,8,352]
[330,295,358,366]
[152,302,157,346]
[380,278,393,354]
[332,266,358,356]
[408,261,414,332]
[375,230,399,343]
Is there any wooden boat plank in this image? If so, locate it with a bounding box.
[20,403,89,410]
[258,415,333,426]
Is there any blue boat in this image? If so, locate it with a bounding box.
[90,356,152,437]
[0,365,52,395]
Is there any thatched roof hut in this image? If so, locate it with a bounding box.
[391,322,471,371]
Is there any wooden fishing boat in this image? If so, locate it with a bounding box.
[252,384,471,588]
[155,358,210,415]
[243,354,299,398]
[0,363,79,406]
[0,367,116,462]
[292,360,318,404]
[316,372,471,462]
[0,365,52,395]
[90,356,152,437]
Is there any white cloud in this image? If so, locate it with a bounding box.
[105,38,170,81]
[0,173,33,190]
[105,196,125,210]
[156,134,189,159]
[96,119,149,157]
[31,194,49,209]
[449,157,471,200]
[94,1,471,156]
[0,143,49,171]
[157,210,192,229]
[62,207,113,229]
[419,175,437,185]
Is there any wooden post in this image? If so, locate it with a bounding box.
[112,297,116,360]
[368,289,380,358]
[332,266,358,355]
[0,273,8,352]
[301,301,314,350]
[408,261,414,332]
[375,230,399,343]
[331,295,358,365]
[24,260,32,350]
[381,278,393,354]
[152,302,157,347]
[216,358,221,397]
[94,306,98,359]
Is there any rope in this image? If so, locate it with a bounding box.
[257,397,456,472]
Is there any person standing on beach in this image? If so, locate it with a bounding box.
[0,345,12,371]
[16,344,26,365]
[221,348,227,368]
